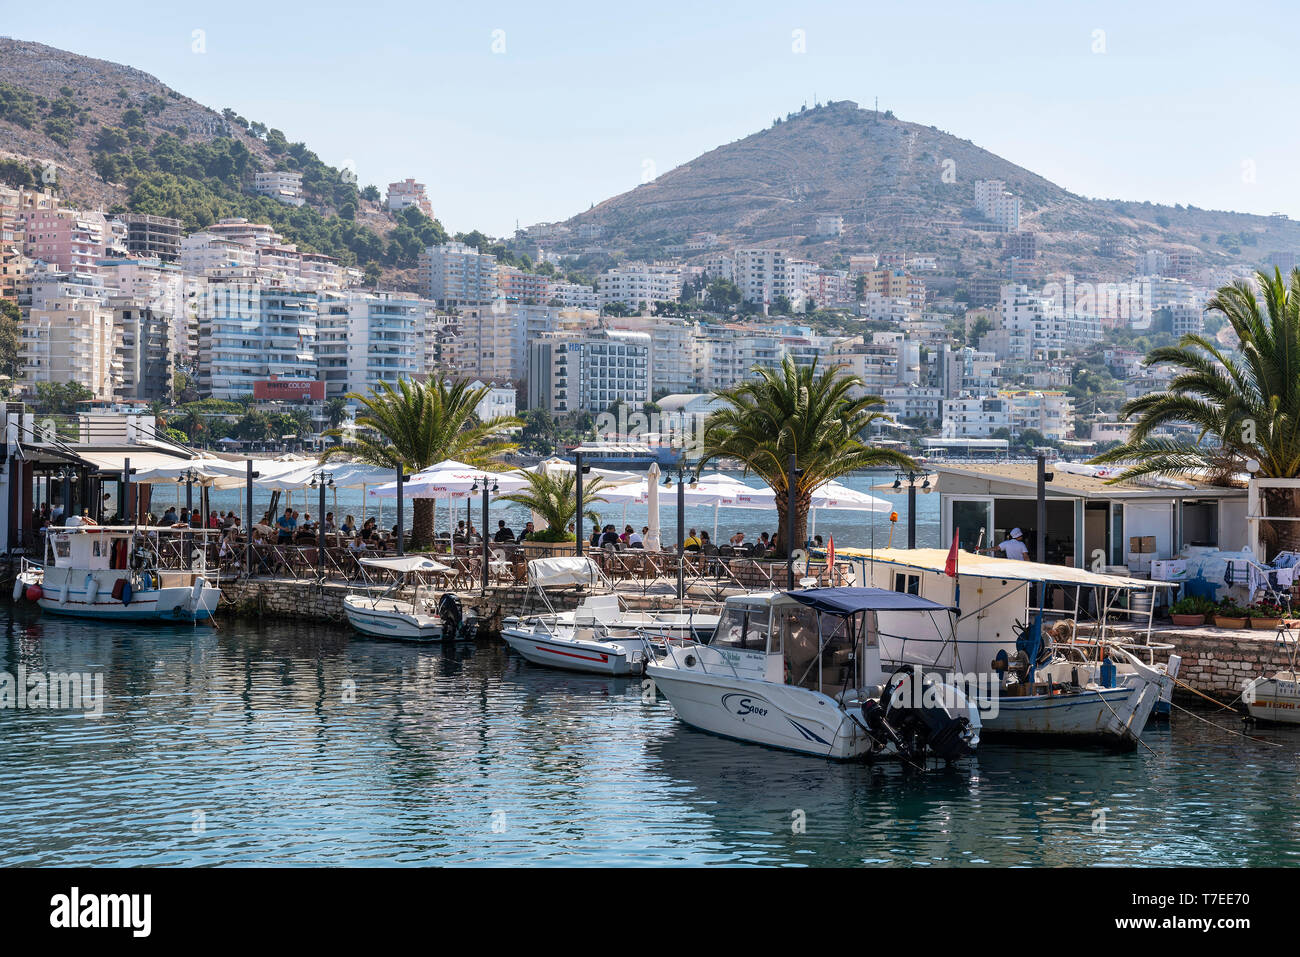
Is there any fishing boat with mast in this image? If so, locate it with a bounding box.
[15,518,221,622]
[845,547,1180,749]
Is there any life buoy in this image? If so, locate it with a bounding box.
[85,574,99,605]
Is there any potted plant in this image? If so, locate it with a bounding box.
[1249,600,1286,630]
[1169,595,1213,627]
[1213,598,1248,629]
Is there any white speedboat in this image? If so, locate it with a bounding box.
[856,548,1178,749]
[343,556,472,642]
[645,588,981,764]
[501,557,717,676]
[15,520,220,623]
[1243,627,1300,724]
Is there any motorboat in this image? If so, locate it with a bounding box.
[850,547,1179,749]
[14,519,220,623]
[501,557,716,676]
[645,587,982,764]
[1243,626,1300,724]
[343,555,475,642]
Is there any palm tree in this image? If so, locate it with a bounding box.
[324,396,350,431]
[500,471,607,542]
[699,356,915,557]
[322,377,521,547]
[1092,268,1300,554]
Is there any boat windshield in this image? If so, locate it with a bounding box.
[778,606,862,695]
[710,602,769,652]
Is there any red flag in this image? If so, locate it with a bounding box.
[944,529,959,577]
[826,535,835,571]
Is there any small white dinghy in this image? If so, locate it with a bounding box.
[501,557,716,676]
[343,555,471,642]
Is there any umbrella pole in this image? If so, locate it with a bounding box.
[810,507,816,541]
[713,502,719,541]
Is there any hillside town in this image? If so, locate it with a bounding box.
[1,168,1280,459]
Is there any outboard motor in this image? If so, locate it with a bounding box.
[437,592,463,641]
[867,665,978,765]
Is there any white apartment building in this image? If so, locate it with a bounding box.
[882,386,943,423]
[550,281,599,310]
[527,329,650,414]
[942,391,1073,442]
[386,179,433,218]
[420,242,500,308]
[317,291,426,402]
[21,286,119,401]
[733,248,802,308]
[181,232,259,276]
[857,293,917,323]
[974,180,1021,231]
[253,170,304,207]
[198,279,318,401]
[1168,301,1205,336]
[598,262,683,311]
[468,380,517,424]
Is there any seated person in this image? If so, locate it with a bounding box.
[493,520,515,543]
[682,528,702,552]
[625,525,644,548]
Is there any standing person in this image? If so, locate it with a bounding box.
[276,507,296,544]
[998,527,1030,561]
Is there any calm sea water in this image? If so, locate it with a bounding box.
[2,608,1298,867]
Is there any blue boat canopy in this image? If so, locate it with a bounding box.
[787,587,949,615]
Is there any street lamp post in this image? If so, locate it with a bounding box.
[395,465,411,556]
[469,474,499,594]
[663,461,697,601]
[308,470,335,578]
[574,450,584,558]
[891,470,931,549]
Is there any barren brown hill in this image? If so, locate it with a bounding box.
[563,99,1300,283]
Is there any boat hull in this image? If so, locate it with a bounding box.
[501,626,647,676]
[977,680,1161,749]
[343,595,446,641]
[22,568,218,623]
[646,648,872,760]
[1244,672,1300,724]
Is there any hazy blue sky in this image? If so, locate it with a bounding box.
[4,0,1296,235]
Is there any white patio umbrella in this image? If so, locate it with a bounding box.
[367,460,531,498]
[645,462,662,551]
[806,480,892,539]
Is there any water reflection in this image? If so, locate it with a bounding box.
[0,611,1298,866]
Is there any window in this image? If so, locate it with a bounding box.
[893,572,920,596]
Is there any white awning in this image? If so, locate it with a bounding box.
[836,547,1161,590]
